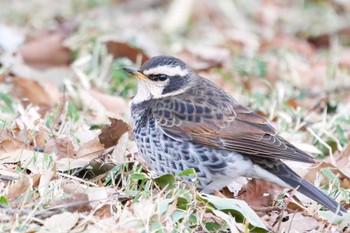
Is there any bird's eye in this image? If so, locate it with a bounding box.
[148,74,168,81]
[158,74,168,81]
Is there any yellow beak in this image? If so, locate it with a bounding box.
[123,66,147,80]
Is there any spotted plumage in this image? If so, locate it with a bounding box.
[125,55,346,214]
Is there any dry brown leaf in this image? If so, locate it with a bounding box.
[7,174,31,200]
[263,211,324,232]
[44,136,76,159]
[76,137,105,160]
[41,212,80,233]
[260,35,315,58]
[237,179,281,208]
[38,170,54,197]
[0,139,24,154]
[12,77,54,107]
[304,162,350,189]
[87,187,108,208]
[31,173,42,189]
[90,90,128,116]
[94,203,112,219]
[56,158,90,172]
[106,40,149,64]
[19,33,70,68]
[98,118,129,149]
[34,125,49,147]
[286,98,298,109]
[180,46,230,71]
[111,133,128,163]
[51,193,92,213]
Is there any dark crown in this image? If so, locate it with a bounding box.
[140,56,188,72]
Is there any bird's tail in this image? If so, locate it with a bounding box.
[254,158,346,215]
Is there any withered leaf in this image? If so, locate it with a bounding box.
[19,33,71,68]
[51,193,92,213]
[98,118,129,149]
[12,77,53,107]
[7,174,31,200]
[237,179,280,208]
[106,40,149,64]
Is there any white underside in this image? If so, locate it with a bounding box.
[201,153,290,193]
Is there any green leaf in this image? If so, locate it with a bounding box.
[318,211,350,224]
[130,173,148,181]
[201,194,268,232]
[158,198,173,215]
[171,210,185,222]
[335,124,348,145]
[67,101,80,121]
[174,197,188,211]
[205,222,221,232]
[0,93,14,113]
[0,195,8,205]
[177,168,196,177]
[103,164,120,185]
[153,174,176,190]
[321,167,340,188]
[149,221,162,232]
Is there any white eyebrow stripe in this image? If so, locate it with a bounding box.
[143,65,189,77]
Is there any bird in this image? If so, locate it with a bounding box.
[124,55,346,215]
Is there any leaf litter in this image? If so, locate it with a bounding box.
[0,0,350,232]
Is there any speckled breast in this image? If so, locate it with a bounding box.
[130,101,233,190]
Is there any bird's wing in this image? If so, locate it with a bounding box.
[152,94,315,163]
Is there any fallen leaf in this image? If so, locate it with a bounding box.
[44,136,76,159]
[260,35,315,58]
[271,212,325,232]
[87,187,108,208]
[38,170,54,197]
[304,162,350,189]
[56,158,90,172]
[180,46,230,71]
[40,212,79,233]
[19,33,70,68]
[7,174,31,200]
[76,137,105,160]
[1,149,53,174]
[111,132,128,163]
[90,90,128,117]
[238,179,280,208]
[98,118,129,149]
[51,193,91,213]
[12,77,54,107]
[94,203,112,218]
[287,98,298,109]
[0,135,27,154]
[106,40,149,64]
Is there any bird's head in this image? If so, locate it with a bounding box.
[124,56,195,103]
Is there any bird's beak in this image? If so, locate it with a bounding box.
[123,66,147,80]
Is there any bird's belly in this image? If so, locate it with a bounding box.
[133,119,256,192]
